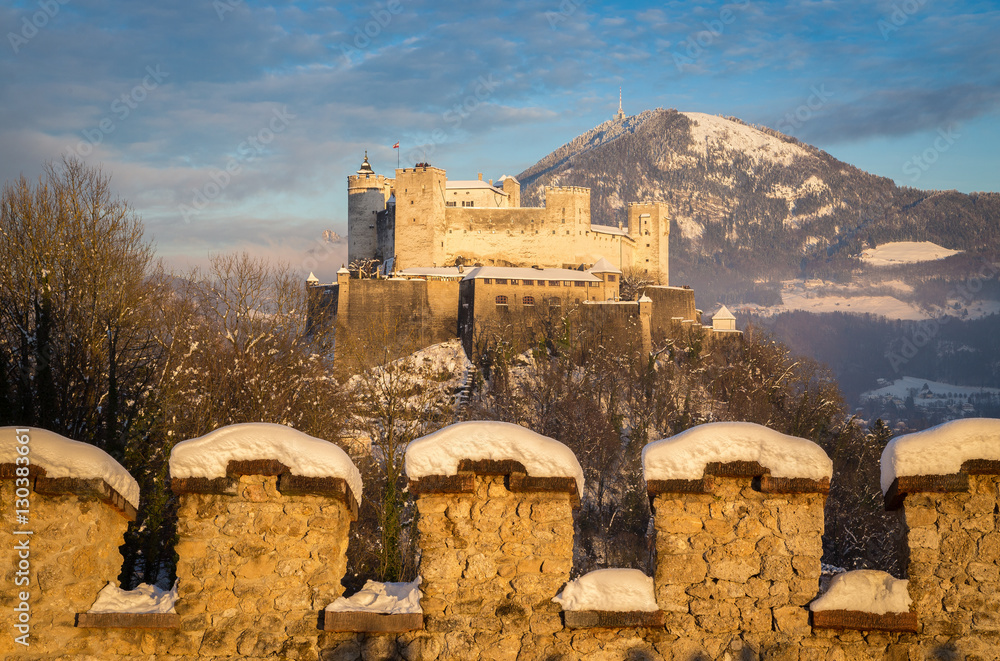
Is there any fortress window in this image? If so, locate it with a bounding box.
[523,296,535,306]
[574,281,585,288]
[548,281,561,286]
[495,295,508,306]
[588,282,599,287]
[523,280,534,286]
[484,278,492,284]
[607,275,616,282]
[495,279,507,285]
[446,201,456,207]
[647,243,650,247]
[548,298,561,307]
[462,201,474,207]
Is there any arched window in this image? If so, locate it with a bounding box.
[495,295,508,306]
[523,296,535,306]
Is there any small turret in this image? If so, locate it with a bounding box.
[357,151,375,175]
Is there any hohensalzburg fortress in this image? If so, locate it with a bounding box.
[347,154,669,281]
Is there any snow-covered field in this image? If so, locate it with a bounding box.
[861,376,1000,406]
[861,241,961,266]
[740,276,998,322]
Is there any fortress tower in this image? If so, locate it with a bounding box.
[628,201,669,284]
[393,164,448,269]
[347,152,393,265]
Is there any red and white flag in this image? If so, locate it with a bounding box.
[392,142,399,149]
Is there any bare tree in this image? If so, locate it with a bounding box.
[0,157,158,453]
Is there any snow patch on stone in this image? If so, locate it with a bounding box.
[1,427,140,508]
[810,570,911,615]
[325,578,422,614]
[88,582,177,614]
[880,418,1000,495]
[552,569,658,612]
[169,423,362,500]
[405,421,584,496]
[642,422,832,482]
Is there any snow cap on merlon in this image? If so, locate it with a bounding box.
[880,418,1000,496]
[642,421,833,482]
[1,426,141,509]
[169,422,362,501]
[404,420,584,497]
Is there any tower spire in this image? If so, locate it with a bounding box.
[616,87,625,121]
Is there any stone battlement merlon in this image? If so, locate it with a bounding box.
[5,418,1000,658]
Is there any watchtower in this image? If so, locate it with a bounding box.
[628,201,669,284]
[347,152,392,265]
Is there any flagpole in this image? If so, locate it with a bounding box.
[397,140,400,170]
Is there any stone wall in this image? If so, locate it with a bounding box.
[7,427,1000,660]
[0,466,132,658]
[901,474,1000,657]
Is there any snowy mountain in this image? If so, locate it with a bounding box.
[516,109,1000,287]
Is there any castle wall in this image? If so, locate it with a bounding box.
[441,207,636,270]
[9,423,1000,659]
[645,286,698,342]
[335,277,459,364]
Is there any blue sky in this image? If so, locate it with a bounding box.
[2,0,998,280]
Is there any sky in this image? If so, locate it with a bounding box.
[2,0,998,281]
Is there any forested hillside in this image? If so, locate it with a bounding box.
[517,109,1000,290]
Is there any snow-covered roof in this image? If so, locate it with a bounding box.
[497,174,519,184]
[337,266,350,275]
[552,569,658,612]
[169,423,362,500]
[1,427,140,508]
[405,421,584,496]
[399,267,466,279]
[810,570,911,615]
[462,266,600,282]
[446,180,506,194]
[588,257,621,274]
[713,305,736,320]
[638,294,652,303]
[306,272,319,284]
[642,421,833,482]
[880,418,1000,495]
[325,578,422,614]
[88,582,177,615]
[590,224,631,237]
